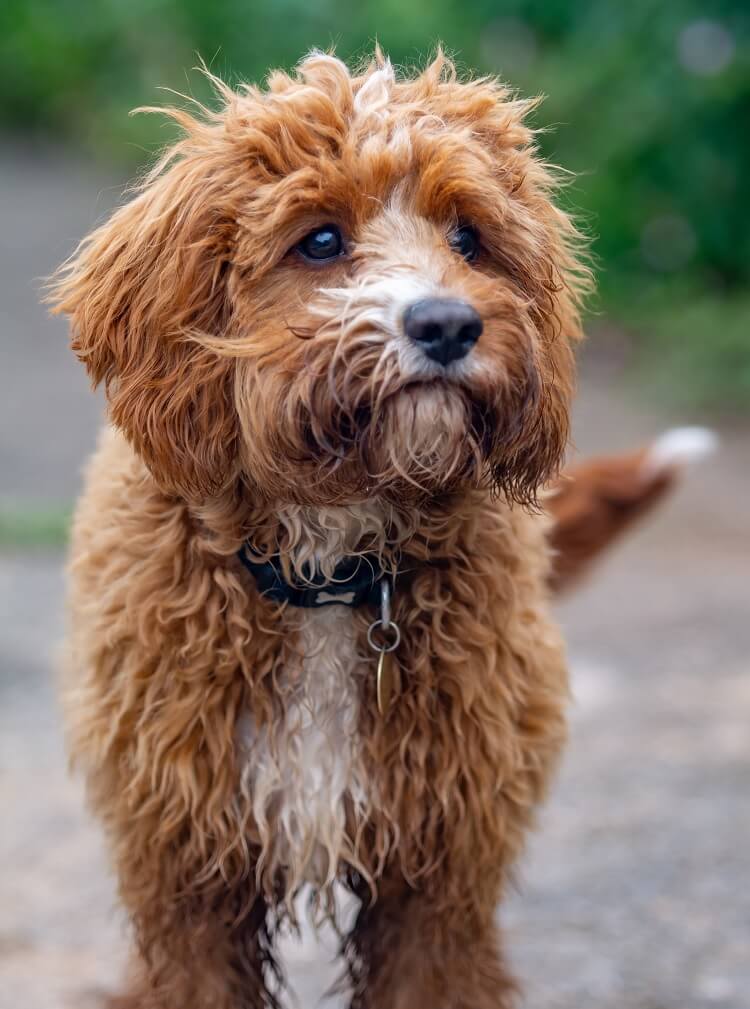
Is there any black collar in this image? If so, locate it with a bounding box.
[238,544,385,609]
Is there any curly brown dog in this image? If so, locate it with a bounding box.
[47,49,689,1009]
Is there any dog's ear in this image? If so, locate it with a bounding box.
[48,119,239,500]
[488,333,574,508]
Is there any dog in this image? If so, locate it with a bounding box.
[49,49,696,1009]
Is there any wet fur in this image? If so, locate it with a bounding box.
[51,51,588,1009]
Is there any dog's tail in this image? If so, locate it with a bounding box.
[546,427,718,594]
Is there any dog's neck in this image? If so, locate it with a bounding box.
[196,481,484,580]
[273,500,415,581]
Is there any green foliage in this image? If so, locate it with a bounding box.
[1,0,748,407]
[616,285,750,412]
[0,504,71,549]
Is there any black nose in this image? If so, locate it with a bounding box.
[403,298,483,366]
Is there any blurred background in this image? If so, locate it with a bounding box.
[0,2,748,1008]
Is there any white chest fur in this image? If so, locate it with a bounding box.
[237,501,411,894]
[240,603,368,892]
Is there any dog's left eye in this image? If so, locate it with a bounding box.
[449,225,480,263]
[297,225,345,262]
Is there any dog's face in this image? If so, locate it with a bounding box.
[52,53,587,508]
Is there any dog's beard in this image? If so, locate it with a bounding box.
[292,387,487,505]
[361,383,485,495]
[236,348,491,506]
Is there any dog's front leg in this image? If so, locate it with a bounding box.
[343,872,517,1009]
[112,883,279,1009]
[77,703,283,1009]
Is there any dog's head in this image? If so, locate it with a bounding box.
[51,52,588,508]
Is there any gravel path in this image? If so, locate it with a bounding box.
[1,144,748,1009]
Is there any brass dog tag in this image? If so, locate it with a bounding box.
[377,648,395,716]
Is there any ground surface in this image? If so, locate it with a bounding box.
[1,146,749,1009]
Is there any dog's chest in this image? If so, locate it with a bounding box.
[241,604,369,888]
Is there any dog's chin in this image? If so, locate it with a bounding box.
[385,380,471,441]
[241,381,492,508]
[357,381,487,502]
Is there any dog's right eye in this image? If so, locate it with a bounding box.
[297,225,345,262]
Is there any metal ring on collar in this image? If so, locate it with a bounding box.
[367,619,401,653]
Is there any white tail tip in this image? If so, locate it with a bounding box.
[646,426,719,475]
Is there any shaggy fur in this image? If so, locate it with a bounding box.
[50,51,591,1009]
